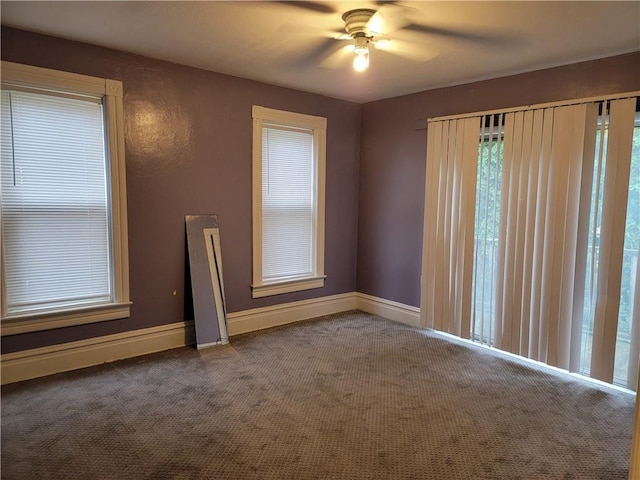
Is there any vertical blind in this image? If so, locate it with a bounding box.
[421,95,640,390]
[488,104,599,370]
[261,125,315,281]
[1,89,112,315]
[421,117,479,338]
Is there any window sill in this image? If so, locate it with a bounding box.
[252,276,326,298]
[1,302,132,336]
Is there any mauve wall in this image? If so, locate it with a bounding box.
[3,27,639,355]
[1,27,361,353]
[357,51,640,308]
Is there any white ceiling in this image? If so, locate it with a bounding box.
[1,1,639,103]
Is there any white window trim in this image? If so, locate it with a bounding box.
[1,61,130,336]
[251,105,326,298]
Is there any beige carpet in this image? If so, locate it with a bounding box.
[1,310,635,479]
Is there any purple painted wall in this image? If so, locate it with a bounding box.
[1,27,361,353]
[357,51,640,307]
[2,27,639,355]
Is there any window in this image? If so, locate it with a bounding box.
[1,61,130,335]
[251,106,326,298]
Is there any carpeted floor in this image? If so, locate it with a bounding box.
[1,310,636,479]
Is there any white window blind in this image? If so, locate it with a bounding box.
[1,89,112,315]
[262,125,314,280]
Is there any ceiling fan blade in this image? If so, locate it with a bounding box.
[273,1,338,14]
[374,39,438,63]
[288,37,346,69]
[319,44,354,69]
[278,23,344,40]
[367,4,410,36]
[403,23,508,47]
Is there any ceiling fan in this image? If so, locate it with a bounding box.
[277,2,507,72]
[342,9,382,72]
[320,5,439,72]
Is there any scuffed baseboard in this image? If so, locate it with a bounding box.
[1,291,420,385]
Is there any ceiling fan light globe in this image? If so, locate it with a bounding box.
[353,49,369,72]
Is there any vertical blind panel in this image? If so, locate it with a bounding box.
[433,121,451,332]
[1,90,111,314]
[443,119,458,333]
[421,121,443,328]
[519,109,545,358]
[569,104,599,374]
[426,119,450,331]
[580,112,608,377]
[494,111,517,352]
[529,108,555,361]
[262,126,314,279]
[508,111,530,355]
[460,116,481,339]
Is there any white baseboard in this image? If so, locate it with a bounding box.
[1,292,420,385]
[1,292,358,385]
[355,292,421,327]
[1,321,195,385]
[227,292,357,335]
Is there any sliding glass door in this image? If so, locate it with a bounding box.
[423,94,639,391]
[470,104,639,389]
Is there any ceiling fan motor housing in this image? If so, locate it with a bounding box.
[342,9,376,38]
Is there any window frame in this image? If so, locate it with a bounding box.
[1,61,130,336]
[251,105,326,298]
